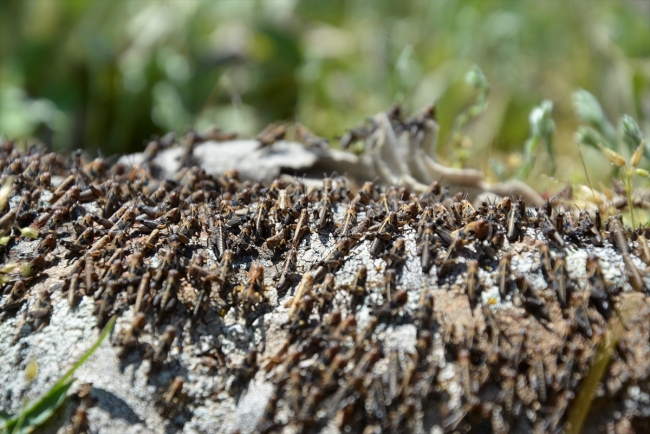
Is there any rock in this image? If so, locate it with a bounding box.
[2,115,649,433]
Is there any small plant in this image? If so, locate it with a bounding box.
[597,139,648,228]
[447,65,491,167]
[573,89,618,151]
[0,316,116,434]
[519,99,556,179]
[573,89,649,226]
[450,65,491,143]
[575,88,650,163]
[566,294,643,434]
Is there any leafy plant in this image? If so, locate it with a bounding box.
[573,89,649,226]
[573,89,617,151]
[574,88,649,161]
[622,115,650,162]
[1,316,116,434]
[449,65,491,146]
[447,65,491,167]
[519,99,555,179]
[597,140,648,228]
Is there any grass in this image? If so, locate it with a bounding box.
[0,316,116,434]
[566,295,644,434]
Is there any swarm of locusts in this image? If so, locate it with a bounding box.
[0,122,649,434]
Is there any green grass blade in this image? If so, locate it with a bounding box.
[51,315,116,388]
[2,316,116,434]
[566,295,640,434]
[565,318,622,434]
[11,380,74,434]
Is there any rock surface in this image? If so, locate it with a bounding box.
[1,124,649,434]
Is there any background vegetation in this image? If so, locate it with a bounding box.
[1,0,648,190]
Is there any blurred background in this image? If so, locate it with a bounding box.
[0,0,648,189]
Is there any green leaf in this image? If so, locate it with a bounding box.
[575,125,606,149]
[11,380,74,434]
[621,114,649,160]
[572,89,616,149]
[621,115,643,147]
[465,65,489,91]
[519,100,555,179]
[2,316,116,434]
[448,65,490,150]
[54,315,116,387]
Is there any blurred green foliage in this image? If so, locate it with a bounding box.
[0,0,648,188]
